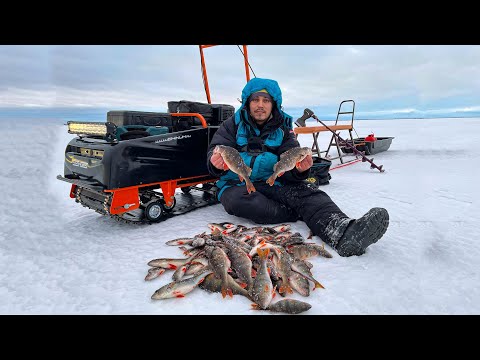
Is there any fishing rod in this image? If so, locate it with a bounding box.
[296,108,385,173]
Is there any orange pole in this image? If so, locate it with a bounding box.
[198,45,251,103]
[199,45,212,104]
[243,45,251,82]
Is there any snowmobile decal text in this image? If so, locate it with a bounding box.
[66,155,89,168]
[155,135,192,143]
[66,155,101,169]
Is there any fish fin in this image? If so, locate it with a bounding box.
[168,264,177,270]
[223,163,229,170]
[314,281,325,290]
[239,282,247,289]
[278,171,285,177]
[279,282,293,295]
[227,289,234,298]
[238,174,244,182]
[267,267,271,275]
[251,268,257,277]
[251,303,260,310]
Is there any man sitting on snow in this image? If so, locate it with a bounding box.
[206,77,389,256]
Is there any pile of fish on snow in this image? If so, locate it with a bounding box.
[145,222,332,314]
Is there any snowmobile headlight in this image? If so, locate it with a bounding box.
[93,150,104,158]
[67,121,117,141]
[80,148,92,156]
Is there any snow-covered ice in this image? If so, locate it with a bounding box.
[0,117,479,314]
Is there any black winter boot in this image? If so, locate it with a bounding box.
[335,208,389,257]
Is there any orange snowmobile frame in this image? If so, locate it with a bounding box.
[199,45,251,104]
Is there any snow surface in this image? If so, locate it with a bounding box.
[1,117,479,314]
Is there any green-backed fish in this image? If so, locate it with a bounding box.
[214,145,256,193]
[267,147,312,185]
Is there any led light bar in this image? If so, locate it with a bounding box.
[67,121,117,141]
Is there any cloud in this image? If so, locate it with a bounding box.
[1,45,479,115]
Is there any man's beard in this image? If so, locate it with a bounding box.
[251,112,272,123]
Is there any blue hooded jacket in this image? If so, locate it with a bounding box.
[206,78,309,199]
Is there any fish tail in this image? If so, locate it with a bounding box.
[221,285,233,299]
[256,247,270,259]
[245,178,256,193]
[266,174,276,186]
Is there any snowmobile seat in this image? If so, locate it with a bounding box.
[119,129,150,140]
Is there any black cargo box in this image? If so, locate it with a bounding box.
[107,111,173,128]
[107,111,200,133]
[167,100,235,126]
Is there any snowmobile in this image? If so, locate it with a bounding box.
[57,45,249,224]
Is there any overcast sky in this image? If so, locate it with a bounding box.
[1,45,480,118]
